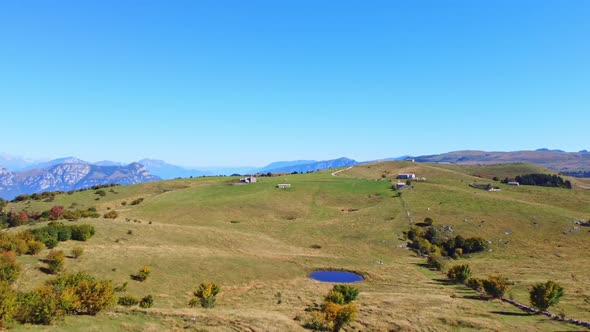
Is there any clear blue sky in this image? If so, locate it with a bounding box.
[1,1,588,167]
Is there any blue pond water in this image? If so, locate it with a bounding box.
[309,270,364,283]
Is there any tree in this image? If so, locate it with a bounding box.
[323,302,358,332]
[529,280,564,311]
[49,206,65,220]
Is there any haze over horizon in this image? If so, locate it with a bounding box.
[1,1,588,167]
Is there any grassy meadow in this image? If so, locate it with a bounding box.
[4,162,590,331]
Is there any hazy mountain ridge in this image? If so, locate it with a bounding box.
[0,163,160,200]
[414,150,590,175]
[261,157,358,173]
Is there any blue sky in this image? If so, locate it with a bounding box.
[1,1,588,167]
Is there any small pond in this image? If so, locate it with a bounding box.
[309,270,364,283]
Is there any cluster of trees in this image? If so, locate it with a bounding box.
[0,272,114,326]
[10,184,121,203]
[406,220,487,259]
[0,205,100,229]
[30,223,95,249]
[0,232,46,257]
[12,191,62,203]
[502,174,572,189]
[306,285,359,332]
[445,264,565,312]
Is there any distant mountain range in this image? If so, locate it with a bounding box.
[1,148,589,200]
[0,163,159,200]
[0,156,365,180]
[414,149,590,175]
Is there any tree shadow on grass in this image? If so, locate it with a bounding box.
[490,311,531,317]
[432,278,455,286]
[462,295,490,301]
[39,267,54,275]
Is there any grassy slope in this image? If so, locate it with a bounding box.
[5,163,590,331]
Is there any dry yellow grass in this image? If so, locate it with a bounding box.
[7,163,590,331]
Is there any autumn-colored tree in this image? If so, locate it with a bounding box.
[49,206,65,220]
[323,302,358,332]
[0,251,21,284]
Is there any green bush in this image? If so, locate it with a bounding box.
[426,254,446,271]
[44,237,59,249]
[331,284,359,304]
[423,217,434,226]
[14,286,63,325]
[0,281,16,328]
[482,275,509,299]
[46,250,65,274]
[529,280,564,311]
[26,240,45,255]
[55,226,72,241]
[70,225,95,241]
[0,251,21,284]
[406,226,425,241]
[139,295,154,308]
[447,264,472,284]
[118,295,139,307]
[325,290,346,305]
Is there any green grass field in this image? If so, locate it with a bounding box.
[5,162,590,331]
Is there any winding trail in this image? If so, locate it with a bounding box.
[331,166,354,177]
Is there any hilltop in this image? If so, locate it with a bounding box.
[2,161,590,331]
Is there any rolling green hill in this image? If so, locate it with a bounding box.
[3,162,590,331]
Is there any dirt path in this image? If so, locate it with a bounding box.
[331,166,353,177]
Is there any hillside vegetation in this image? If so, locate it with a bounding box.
[1,162,590,331]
